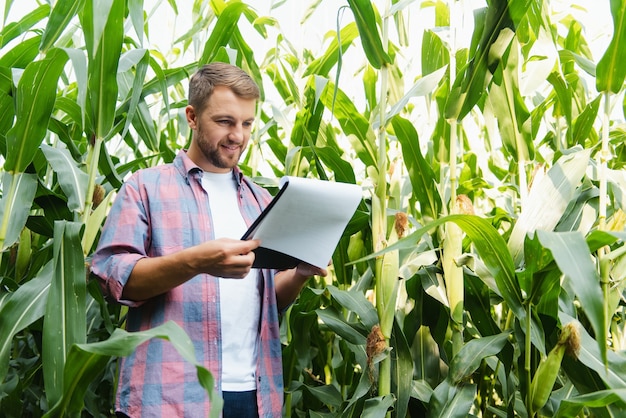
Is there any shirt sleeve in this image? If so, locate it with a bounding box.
[90,175,149,307]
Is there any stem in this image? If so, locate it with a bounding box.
[375,1,391,412]
[379,350,391,401]
[598,91,611,354]
[525,304,532,416]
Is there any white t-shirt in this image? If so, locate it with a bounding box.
[201,171,260,391]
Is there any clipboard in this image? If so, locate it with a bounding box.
[242,176,362,269]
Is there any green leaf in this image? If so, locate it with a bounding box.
[287,381,343,408]
[0,4,50,48]
[445,0,529,120]
[61,48,89,129]
[199,2,249,66]
[304,23,359,77]
[40,144,89,213]
[0,262,53,383]
[596,0,626,93]
[391,319,413,418]
[80,0,125,139]
[0,172,37,251]
[346,0,391,69]
[45,321,222,418]
[314,147,357,184]
[555,389,626,417]
[362,394,395,417]
[40,0,86,53]
[571,94,601,147]
[429,380,477,418]
[488,35,533,162]
[0,35,41,68]
[422,30,449,76]
[392,115,442,220]
[448,332,511,384]
[326,285,378,329]
[538,231,607,367]
[320,82,377,168]
[316,307,368,345]
[43,221,86,407]
[4,48,68,173]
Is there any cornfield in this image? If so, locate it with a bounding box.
[1,0,626,416]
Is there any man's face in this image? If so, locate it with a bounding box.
[186,85,256,173]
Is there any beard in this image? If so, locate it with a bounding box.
[195,125,243,170]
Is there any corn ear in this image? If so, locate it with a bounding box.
[347,231,365,261]
[376,213,406,339]
[15,227,31,283]
[443,196,472,325]
[530,322,580,413]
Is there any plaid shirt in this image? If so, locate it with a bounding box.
[91,150,284,417]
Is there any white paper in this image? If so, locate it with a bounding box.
[245,176,362,268]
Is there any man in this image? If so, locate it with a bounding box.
[91,62,326,418]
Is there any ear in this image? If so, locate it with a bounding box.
[185,105,197,129]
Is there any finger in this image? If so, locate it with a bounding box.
[238,238,261,252]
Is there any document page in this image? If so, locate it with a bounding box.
[242,176,362,269]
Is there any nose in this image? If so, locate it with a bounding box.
[229,124,245,142]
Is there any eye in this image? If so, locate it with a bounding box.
[243,121,253,128]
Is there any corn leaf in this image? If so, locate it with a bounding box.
[538,231,607,367]
[488,35,533,162]
[320,83,377,168]
[555,389,626,417]
[391,319,413,418]
[199,2,249,66]
[40,0,85,53]
[43,221,86,408]
[392,115,442,220]
[346,0,391,69]
[449,332,511,384]
[316,307,368,345]
[596,0,626,93]
[0,172,37,252]
[80,0,124,139]
[44,321,221,418]
[0,35,40,68]
[327,285,378,329]
[429,380,477,418]
[1,4,49,48]
[4,48,68,173]
[0,262,53,383]
[40,144,89,213]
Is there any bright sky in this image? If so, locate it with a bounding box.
[3,0,613,106]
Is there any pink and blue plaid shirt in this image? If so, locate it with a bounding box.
[91,150,284,417]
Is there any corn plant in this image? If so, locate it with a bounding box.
[1,0,626,417]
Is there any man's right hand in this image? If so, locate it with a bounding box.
[121,238,261,301]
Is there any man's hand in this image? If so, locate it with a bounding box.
[294,262,327,278]
[189,238,261,279]
[122,238,261,301]
[275,261,328,309]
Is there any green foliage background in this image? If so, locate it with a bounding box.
[1,0,626,417]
